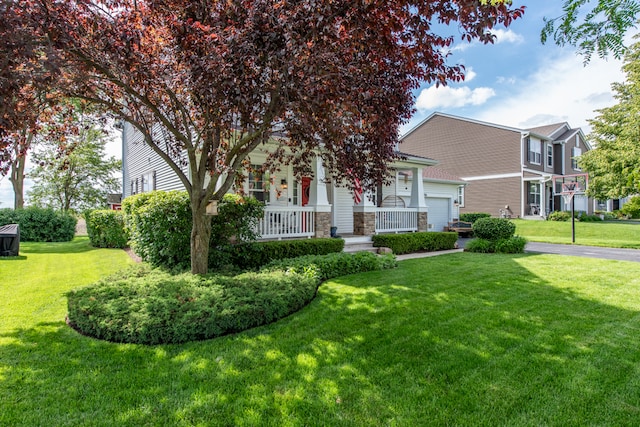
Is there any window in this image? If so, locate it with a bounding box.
[546,144,553,168]
[248,165,270,203]
[528,182,541,206]
[571,147,582,170]
[527,137,541,164]
[292,180,299,205]
[457,186,465,207]
[141,171,155,193]
[131,178,139,195]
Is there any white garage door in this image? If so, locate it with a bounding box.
[425,197,451,232]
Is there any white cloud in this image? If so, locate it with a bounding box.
[474,53,625,132]
[492,29,524,45]
[415,85,495,110]
[465,67,477,82]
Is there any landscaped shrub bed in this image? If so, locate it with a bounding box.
[465,217,526,254]
[372,232,458,255]
[262,251,397,282]
[85,209,128,248]
[547,211,571,221]
[228,238,345,270]
[0,207,76,241]
[67,265,318,344]
[67,250,397,344]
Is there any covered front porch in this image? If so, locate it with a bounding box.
[254,156,434,240]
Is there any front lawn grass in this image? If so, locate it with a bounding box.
[3,241,640,425]
[513,218,640,248]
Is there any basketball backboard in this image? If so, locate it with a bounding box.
[552,173,588,196]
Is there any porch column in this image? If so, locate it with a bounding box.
[353,190,376,236]
[408,167,428,232]
[310,156,332,238]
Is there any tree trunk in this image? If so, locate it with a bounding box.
[190,202,212,274]
[10,154,26,209]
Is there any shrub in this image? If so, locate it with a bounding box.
[210,193,264,244]
[494,236,527,254]
[578,214,603,222]
[464,238,493,253]
[122,191,192,270]
[472,218,516,241]
[66,265,319,345]
[459,212,491,224]
[622,196,640,219]
[371,232,458,255]
[262,251,397,282]
[547,211,571,221]
[226,238,345,270]
[85,210,128,248]
[0,207,76,241]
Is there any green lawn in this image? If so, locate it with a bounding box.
[513,218,640,248]
[2,240,640,425]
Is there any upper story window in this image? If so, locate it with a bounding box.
[571,147,582,170]
[546,144,553,168]
[527,137,541,164]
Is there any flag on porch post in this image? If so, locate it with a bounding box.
[349,169,363,204]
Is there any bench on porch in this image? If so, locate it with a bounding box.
[445,220,473,235]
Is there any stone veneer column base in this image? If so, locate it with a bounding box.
[417,211,428,232]
[353,211,376,236]
[315,211,331,238]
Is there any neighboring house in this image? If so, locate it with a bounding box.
[400,112,598,218]
[121,122,465,239]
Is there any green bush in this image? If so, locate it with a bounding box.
[262,251,397,282]
[66,265,318,345]
[472,218,516,241]
[226,238,345,270]
[464,238,493,253]
[547,211,571,221]
[622,196,640,219]
[371,232,458,255]
[122,191,192,270]
[0,207,76,241]
[465,236,527,254]
[210,193,264,244]
[578,214,603,222]
[85,210,128,248]
[494,236,527,254]
[459,212,491,224]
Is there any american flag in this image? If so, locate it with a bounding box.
[350,170,363,204]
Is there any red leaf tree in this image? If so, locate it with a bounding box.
[2,0,524,273]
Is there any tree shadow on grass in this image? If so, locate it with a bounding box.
[0,255,27,261]
[19,238,111,255]
[2,253,640,426]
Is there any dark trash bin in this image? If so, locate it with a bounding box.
[0,224,20,256]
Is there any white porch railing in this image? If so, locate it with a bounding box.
[258,206,315,239]
[375,208,418,233]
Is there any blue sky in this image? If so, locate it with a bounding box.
[0,1,630,208]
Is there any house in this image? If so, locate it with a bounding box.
[399,112,598,218]
[121,122,466,239]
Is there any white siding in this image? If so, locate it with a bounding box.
[123,122,186,197]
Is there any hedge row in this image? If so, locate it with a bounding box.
[0,207,76,242]
[459,212,491,223]
[85,210,128,248]
[262,251,397,282]
[226,238,345,271]
[371,232,458,255]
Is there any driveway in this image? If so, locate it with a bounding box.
[525,242,640,263]
[456,238,640,262]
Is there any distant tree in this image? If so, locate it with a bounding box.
[579,40,640,199]
[541,0,640,62]
[2,0,524,273]
[27,106,121,212]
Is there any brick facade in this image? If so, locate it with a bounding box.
[315,211,331,238]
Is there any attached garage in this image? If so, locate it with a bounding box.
[425,197,451,232]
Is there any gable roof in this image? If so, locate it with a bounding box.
[401,112,522,140]
[527,123,569,138]
[422,167,466,184]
